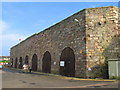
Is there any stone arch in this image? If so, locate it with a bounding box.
[25,55,29,64]
[11,58,13,67]
[15,57,18,68]
[32,54,38,71]
[42,51,51,73]
[60,47,75,77]
[19,57,23,69]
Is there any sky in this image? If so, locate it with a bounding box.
[0,2,119,56]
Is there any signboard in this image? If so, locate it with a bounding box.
[60,61,64,66]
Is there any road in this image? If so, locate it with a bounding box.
[2,68,119,88]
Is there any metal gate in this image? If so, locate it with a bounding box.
[42,51,51,73]
[32,54,38,71]
[60,47,75,77]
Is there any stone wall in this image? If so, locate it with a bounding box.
[11,9,86,77]
[85,6,119,78]
[10,6,119,78]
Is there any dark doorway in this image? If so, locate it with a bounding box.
[25,55,29,64]
[42,51,51,73]
[32,54,38,71]
[19,57,23,69]
[15,58,18,68]
[11,59,13,67]
[60,47,75,77]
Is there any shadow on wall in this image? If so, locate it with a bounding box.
[90,34,120,79]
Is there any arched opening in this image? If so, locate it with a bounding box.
[32,54,38,71]
[42,51,51,73]
[19,57,23,69]
[25,55,29,64]
[11,58,13,67]
[60,47,75,77]
[15,57,18,68]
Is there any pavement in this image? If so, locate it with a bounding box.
[1,67,120,89]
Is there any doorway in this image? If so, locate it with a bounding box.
[32,54,38,71]
[25,55,29,64]
[60,47,75,77]
[19,57,23,69]
[15,57,18,68]
[42,51,51,73]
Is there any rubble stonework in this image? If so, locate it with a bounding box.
[85,6,120,78]
[10,6,119,78]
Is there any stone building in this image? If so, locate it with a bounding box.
[10,6,119,78]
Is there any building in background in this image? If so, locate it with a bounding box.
[0,56,10,65]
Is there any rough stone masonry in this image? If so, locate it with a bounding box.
[10,6,120,78]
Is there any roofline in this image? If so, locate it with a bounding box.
[10,6,119,49]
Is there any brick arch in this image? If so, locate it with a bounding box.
[60,47,75,77]
[32,54,38,71]
[19,57,23,69]
[42,51,51,73]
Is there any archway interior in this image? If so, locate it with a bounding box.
[11,59,13,67]
[32,54,38,71]
[25,56,29,64]
[19,57,23,69]
[60,47,75,77]
[42,51,51,73]
[15,58,18,68]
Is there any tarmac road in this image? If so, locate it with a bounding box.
[2,68,119,88]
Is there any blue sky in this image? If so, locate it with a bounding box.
[1,2,118,56]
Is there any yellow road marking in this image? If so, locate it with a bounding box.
[61,77,117,82]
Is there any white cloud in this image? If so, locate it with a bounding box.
[0,20,8,33]
[0,21,27,55]
[0,20,26,46]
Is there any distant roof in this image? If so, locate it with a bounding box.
[0,56,10,58]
